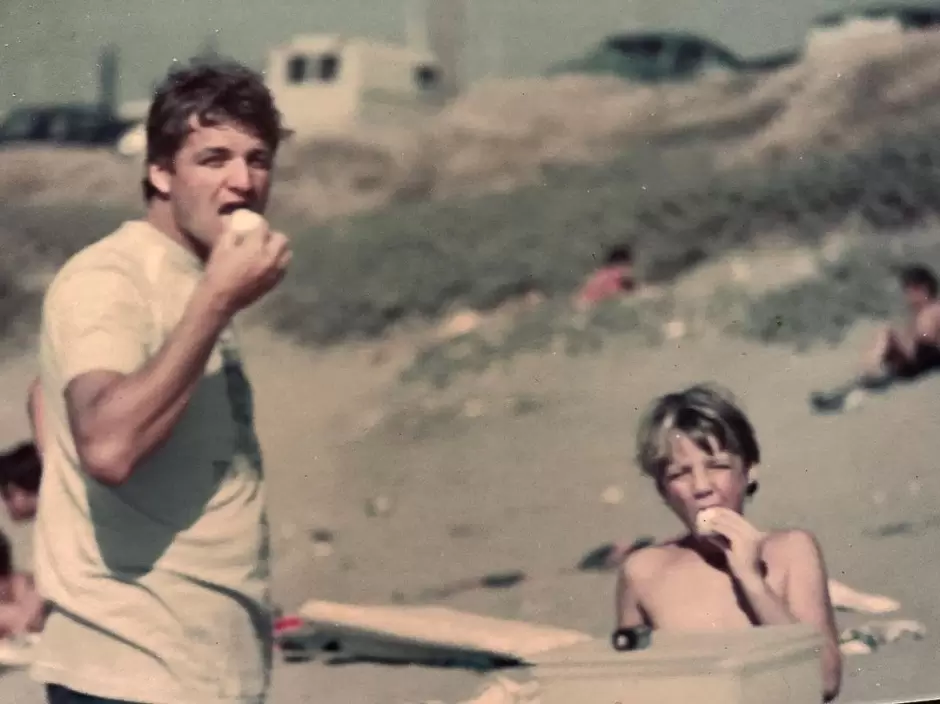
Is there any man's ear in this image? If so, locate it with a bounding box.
[147,161,172,197]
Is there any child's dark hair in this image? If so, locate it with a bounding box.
[898,264,939,298]
[0,441,42,495]
[636,384,760,488]
[0,530,11,578]
[605,244,633,266]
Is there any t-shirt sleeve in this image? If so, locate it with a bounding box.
[43,263,151,384]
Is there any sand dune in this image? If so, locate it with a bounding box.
[3,32,940,226]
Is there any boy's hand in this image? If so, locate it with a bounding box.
[707,509,767,584]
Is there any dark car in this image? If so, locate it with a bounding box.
[0,104,135,147]
[813,3,940,32]
[549,31,798,83]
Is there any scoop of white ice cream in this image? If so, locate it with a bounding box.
[694,507,722,536]
[230,208,265,235]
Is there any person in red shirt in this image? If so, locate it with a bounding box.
[576,245,636,309]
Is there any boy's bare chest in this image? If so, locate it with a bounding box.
[642,556,786,632]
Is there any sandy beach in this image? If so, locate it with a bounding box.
[0,317,936,703]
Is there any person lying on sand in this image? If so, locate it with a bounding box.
[812,264,940,412]
[575,244,636,310]
[0,530,45,638]
[616,384,842,702]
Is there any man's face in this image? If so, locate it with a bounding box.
[1,486,38,522]
[658,431,749,531]
[149,117,275,252]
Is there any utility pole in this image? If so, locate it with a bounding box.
[97,43,119,115]
[426,0,467,98]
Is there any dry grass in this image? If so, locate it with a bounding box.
[5,33,940,350]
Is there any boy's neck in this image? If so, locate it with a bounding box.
[680,533,730,569]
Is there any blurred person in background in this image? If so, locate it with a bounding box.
[576,243,637,309]
[0,440,41,523]
[811,263,940,413]
[864,264,940,380]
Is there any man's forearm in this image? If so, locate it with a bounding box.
[76,284,231,483]
[738,576,798,626]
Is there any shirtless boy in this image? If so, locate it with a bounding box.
[865,264,940,379]
[617,384,842,702]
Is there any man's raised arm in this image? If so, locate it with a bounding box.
[52,226,290,487]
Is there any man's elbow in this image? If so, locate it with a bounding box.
[74,431,134,487]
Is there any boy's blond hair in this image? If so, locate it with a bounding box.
[636,383,761,489]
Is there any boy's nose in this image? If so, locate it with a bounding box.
[691,466,714,496]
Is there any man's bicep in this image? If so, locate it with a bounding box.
[65,371,127,427]
[44,265,151,385]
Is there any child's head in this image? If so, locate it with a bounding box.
[636,384,760,531]
[605,244,633,268]
[898,264,939,310]
[0,530,11,581]
[0,441,41,522]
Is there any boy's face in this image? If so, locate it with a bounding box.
[658,431,750,531]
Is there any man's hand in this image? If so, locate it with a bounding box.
[706,509,767,585]
[202,215,292,317]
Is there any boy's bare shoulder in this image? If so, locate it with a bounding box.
[763,528,824,561]
[620,538,687,583]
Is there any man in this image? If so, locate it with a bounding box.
[618,384,842,702]
[31,59,291,704]
[811,263,940,413]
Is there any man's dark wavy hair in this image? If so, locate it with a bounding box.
[142,58,287,200]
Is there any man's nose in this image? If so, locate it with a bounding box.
[225,159,252,192]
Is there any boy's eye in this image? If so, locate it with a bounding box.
[665,466,690,481]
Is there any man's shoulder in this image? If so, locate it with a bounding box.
[47,222,153,294]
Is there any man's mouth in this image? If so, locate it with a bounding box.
[219,203,253,215]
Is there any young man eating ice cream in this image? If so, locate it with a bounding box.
[616,384,842,702]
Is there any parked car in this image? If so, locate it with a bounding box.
[0,104,135,147]
[549,31,798,83]
[812,3,940,33]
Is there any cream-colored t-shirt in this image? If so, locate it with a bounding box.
[30,221,272,704]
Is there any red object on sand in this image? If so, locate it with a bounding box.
[274,615,304,634]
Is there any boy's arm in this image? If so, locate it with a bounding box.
[782,530,843,703]
[615,553,651,629]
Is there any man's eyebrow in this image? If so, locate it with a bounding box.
[194,146,232,159]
